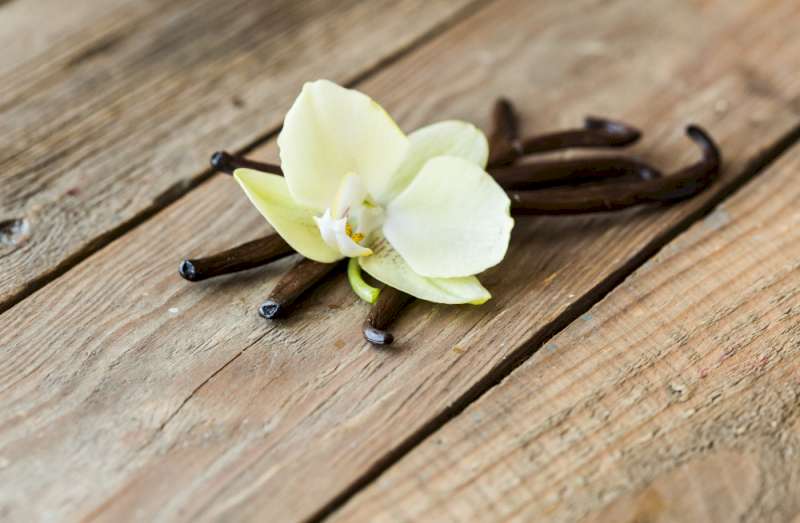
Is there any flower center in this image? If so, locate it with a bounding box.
[345,223,364,244]
[314,173,383,257]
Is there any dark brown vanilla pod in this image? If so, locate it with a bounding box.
[508,182,660,215]
[491,156,661,190]
[259,258,343,319]
[180,91,722,344]
[521,116,642,154]
[488,98,523,167]
[637,125,721,202]
[488,108,642,169]
[179,234,294,281]
[210,151,283,175]
[363,286,414,345]
[508,125,720,215]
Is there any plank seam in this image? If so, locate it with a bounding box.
[310,121,800,522]
[0,0,495,316]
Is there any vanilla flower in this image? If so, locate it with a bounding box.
[234,80,513,304]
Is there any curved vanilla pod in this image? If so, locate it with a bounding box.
[508,125,720,214]
[488,112,641,167]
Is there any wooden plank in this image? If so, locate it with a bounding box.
[3,0,800,521]
[333,135,800,523]
[0,0,479,311]
[0,0,132,76]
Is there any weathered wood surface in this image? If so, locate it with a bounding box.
[0,0,131,75]
[335,138,800,523]
[0,0,477,311]
[3,0,800,521]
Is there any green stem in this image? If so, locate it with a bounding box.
[348,257,380,304]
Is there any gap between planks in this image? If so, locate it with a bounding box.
[4,2,793,520]
[0,0,493,316]
[310,121,800,523]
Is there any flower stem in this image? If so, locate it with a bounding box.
[347,258,380,304]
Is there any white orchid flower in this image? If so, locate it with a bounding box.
[234,80,513,305]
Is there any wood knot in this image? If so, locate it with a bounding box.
[668,382,690,402]
[0,218,30,247]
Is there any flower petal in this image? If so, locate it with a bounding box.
[332,221,373,257]
[331,172,367,218]
[312,210,373,257]
[384,156,513,278]
[234,169,342,263]
[384,120,489,200]
[277,79,409,209]
[359,236,491,304]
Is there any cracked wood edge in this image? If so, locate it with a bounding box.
[0,0,481,312]
[3,0,800,521]
[334,135,800,523]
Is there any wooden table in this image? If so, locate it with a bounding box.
[3,1,800,521]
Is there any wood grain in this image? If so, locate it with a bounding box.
[0,0,133,76]
[334,141,800,523]
[3,0,800,521]
[0,0,478,311]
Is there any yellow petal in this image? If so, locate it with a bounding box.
[359,236,491,305]
[277,80,409,209]
[384,156,513,278]
[234,169,342,263]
